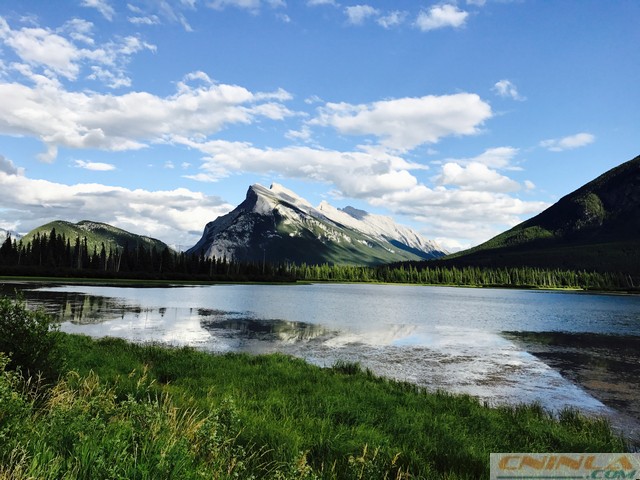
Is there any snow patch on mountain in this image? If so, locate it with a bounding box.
[188,183,447,264]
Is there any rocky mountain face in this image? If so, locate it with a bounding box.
[445,154,640,273]
[188,183,446,265]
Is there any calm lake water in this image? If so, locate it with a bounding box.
[3,281,640,439]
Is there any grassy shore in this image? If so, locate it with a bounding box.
[0,332,628,480]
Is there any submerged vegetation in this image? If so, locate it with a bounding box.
[0,298,629,479]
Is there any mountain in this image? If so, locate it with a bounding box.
[22,220,170,253]
[444,154,640,274]
[188,183,446,265]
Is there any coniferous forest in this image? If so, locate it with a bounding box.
[0,229,637,291]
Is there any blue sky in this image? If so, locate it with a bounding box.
[0,0,638,251]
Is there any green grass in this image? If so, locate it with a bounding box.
[0,333,628,479]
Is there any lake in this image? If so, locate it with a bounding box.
[3,281,640,441]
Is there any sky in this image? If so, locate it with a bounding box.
[0,0,638,252]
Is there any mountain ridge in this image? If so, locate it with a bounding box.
[442,154,640,274]
[22,220,170,254]
[188,183,446,265]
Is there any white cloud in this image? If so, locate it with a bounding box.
[345,5,380,25]
[304,94,323,104]
[1,21,82,80]
[285,125,313,142]
[415,4,469,31]
[176,138,421,197]
[0,170,233,247]
[0,16,155,87]
[540,132,595,152]
[74,159,116,171]
[436,162,521,192]
[128,15,161,25]
[307,0,337,5]
[0,155,23,176]
[369,185,548,248]
[442,146,521,169]
[377,11,408,29]
[0,74,293,161]
[493,79,526,101]
[467,0,486,6]
[63,18,95,45]
[127,1,193,31]
[81,0,116,21]
[311,93,492,151]
[524,180,535,190]
[207,0,285,12]
[174,137,546,247]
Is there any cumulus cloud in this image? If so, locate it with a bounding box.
[436,162,521,192]
[345,5,380,25]
[285,125,313,142]
[0,16,155,87]
[0,155,23,176]
[493,79,525,101]
[0,73,293,161]
[0,170,233,248]
[172,137,545,248]
[81,0,115,21]
[540,132,595,151]
[311,93,492,151]
[377,11,408,29]
[176,138,422,197]
[74,160,116,171]
[415,4,469,31]
[368,185,548,249]
[442,146,521,169]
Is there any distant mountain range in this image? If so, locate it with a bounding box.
[22,220,169,253]
[444,154,640,274]
[187,183,447,265]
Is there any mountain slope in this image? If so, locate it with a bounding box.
[444,154,640,273]
[22,220,170,253]
[188,183,446,265]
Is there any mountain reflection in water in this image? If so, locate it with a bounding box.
[201,314,332,343]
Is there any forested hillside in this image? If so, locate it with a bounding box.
[0,228,634,290]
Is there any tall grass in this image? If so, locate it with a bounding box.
[0,333,626,479]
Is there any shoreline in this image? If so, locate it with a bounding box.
[1,274,638,296]
[504,331,640,448]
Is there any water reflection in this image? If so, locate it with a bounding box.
[202,316,333,343]
[505,331,640,439]
[2,281,640,442]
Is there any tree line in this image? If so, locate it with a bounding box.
[0,229,293,281]
[291,262,637,290]
[0,229,636,290]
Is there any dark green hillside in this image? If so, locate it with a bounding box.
[443,154,640,274]
[22,220,170,253]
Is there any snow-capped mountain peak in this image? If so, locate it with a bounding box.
[188,183,447,265]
